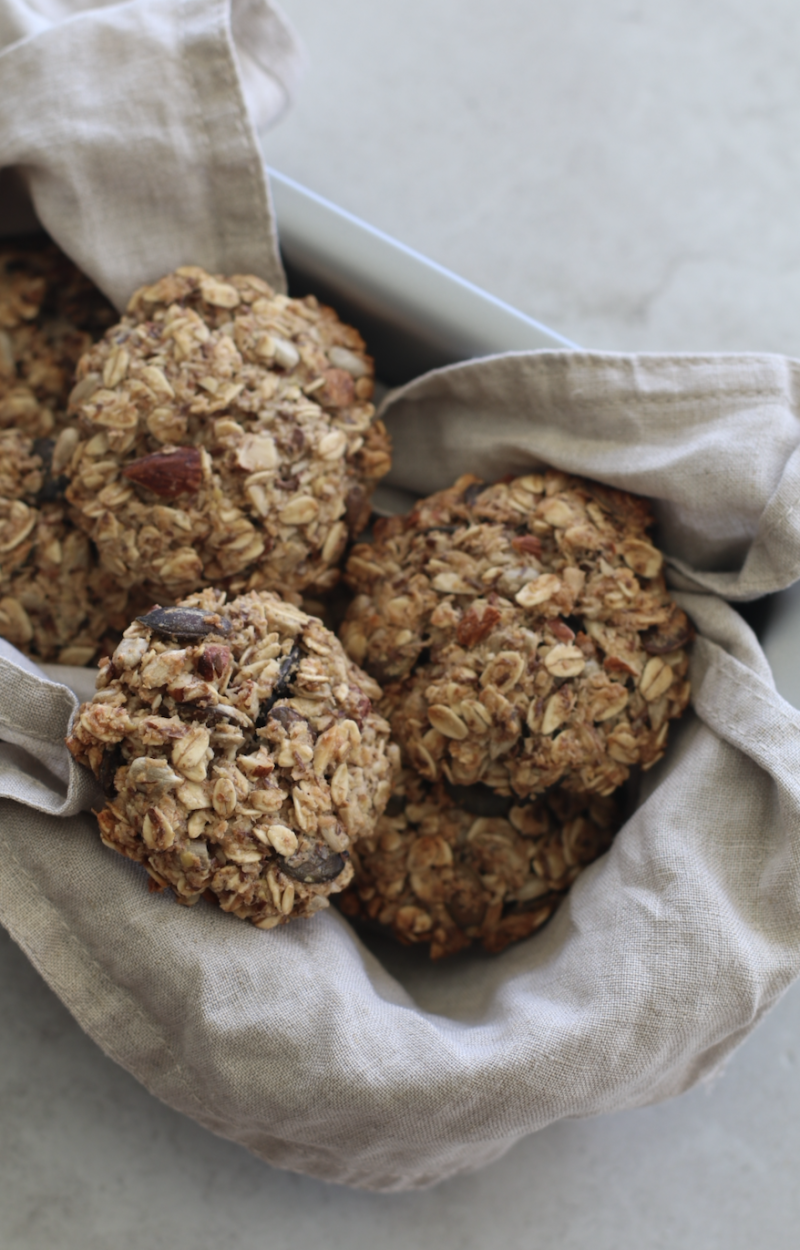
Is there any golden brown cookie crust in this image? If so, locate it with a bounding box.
[67,588,400,927]
[1,240,115,438]
[342,470,693,798]
[64,267,392,601]
[340,770,620,957]
[0,426,134,663]
[0,243,125,662]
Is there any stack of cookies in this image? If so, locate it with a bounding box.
[336,470,693,956]
[0,242,393,932]
[8,240,692,951]
[1,247,391,663]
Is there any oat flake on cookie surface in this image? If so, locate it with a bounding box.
[0,243,130,662]
[0,426,133,662]
[0,239,115,439]
[64,267,392,602]
[67,589,399,927]
[342,470,693,799]
[339,769,620,957]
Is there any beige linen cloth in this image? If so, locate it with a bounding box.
[0,0,303,301]
[3,1,800,1195]
[2,351,800,1191]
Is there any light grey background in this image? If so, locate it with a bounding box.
[265,0,800,357]
[4,0,800,1244]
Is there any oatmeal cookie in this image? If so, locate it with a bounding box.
[0,427,132,663]
[342,470,693,797]
[67,588,399,927]
[339,770,619,957]
[0,240,115,438]
[64,267,392,601]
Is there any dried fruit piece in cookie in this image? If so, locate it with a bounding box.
[0,428,134,663]
[66,589,400,927]
[0,240,115,438]
[339,770,619,957]
[64,267,392,601]
[341,470,693,797]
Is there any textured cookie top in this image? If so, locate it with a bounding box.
[340,770,619,957]
[64,267,392,599]
[67,589,399,928]
[342,470,693,797]
[0,241,115,438]
[0,408,132,665]
[0,243,130,663]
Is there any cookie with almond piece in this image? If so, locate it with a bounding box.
[341,470,693,798]
[66,588,399,927]
[64,267,391,603]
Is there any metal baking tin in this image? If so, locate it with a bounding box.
[268,167,796,706]
[268,168,576,389]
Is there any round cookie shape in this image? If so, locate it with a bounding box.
[64,267,392,600]
[341,470,693,797]
[0,427,133,663]
[67,589,399,927]
[1,241,115,438]
[339,771,619,957]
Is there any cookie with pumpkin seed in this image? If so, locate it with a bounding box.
[339,769,620,957]
[63,266,391,604]
[66,587,399,927]
[341,470,693,799]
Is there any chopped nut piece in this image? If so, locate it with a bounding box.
[122,447,203,498]
[639,656,675,701]
[172,726,211,781]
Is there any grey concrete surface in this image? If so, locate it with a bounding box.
[2,918,800,1249]
[4,1,800,1245]
[264,0,800,357]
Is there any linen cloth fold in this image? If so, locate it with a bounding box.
[3,344,800,1189]
[3,0,800,1194]
[0,0,304,305]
